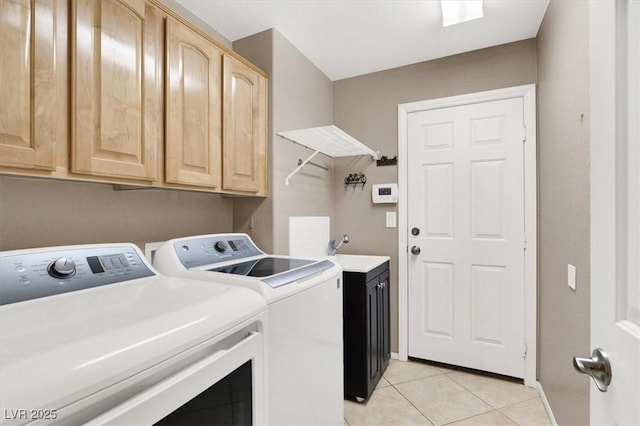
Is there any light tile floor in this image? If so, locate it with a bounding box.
[344,359,552,426]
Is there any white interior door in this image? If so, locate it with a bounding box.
[407,97,526,378]
[588,1,640,423]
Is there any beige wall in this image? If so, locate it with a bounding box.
[333,39,538,352]
[234,29,335,255]
[536,1,591,424]
[271,31,334,254]
[0,176,233,251]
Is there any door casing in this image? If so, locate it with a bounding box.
[397,84,537,386]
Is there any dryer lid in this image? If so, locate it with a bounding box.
[0,273,266,417]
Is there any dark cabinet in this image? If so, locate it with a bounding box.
[343,261,390,401]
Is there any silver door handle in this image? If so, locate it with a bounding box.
[573,348,612,392]
[411,246,421,255]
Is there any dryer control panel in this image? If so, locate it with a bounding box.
[0,246,154,305]
[172,234,263,269]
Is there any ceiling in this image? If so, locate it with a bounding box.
[176,0,549,81]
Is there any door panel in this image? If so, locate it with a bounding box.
[379,271,391,369]
[72,0,158,181]
[222,54,267,194]
[366,279,380,385]
[589,1,640,423]
[408,97,526,378]
[0,0,57,170]
[165,17,222,188]
[422,262,454,337]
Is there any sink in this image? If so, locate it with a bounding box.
[331,254,390,273]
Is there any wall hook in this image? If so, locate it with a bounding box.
[344,172,367,190]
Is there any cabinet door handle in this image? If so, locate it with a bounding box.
[380,281,387,288]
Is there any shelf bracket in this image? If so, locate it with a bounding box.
[285,150,321,185]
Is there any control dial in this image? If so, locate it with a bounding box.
[214,241,228,253]
[48,258,77,279]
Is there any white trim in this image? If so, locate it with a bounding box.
[390,352,399,360]
[397,84,538,384]
[537,381,559,426]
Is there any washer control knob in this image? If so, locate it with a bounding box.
[48,258,77,279]
[214,241,228,253]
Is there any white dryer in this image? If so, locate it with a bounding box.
[0,243,266,425]
[153,233,344,426]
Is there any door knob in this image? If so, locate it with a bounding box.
[573,348,612,392]
[411,227,420,236]
[410,246,421,255]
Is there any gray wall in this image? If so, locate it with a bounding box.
[0,176,233,251]
[332,39,538,352]
[234,29,335,255]
[536,1,591,424]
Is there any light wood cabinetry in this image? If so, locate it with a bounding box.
[165,17,222,188]
[71,0,160,181]
[0,0,268,196]
[0,0,58,171]
[222,54,267,195]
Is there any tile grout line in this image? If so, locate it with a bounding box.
[440,409,514,426]
[443,374,547,426]
[498,396,552,426]
[388,380,438,425]
[446,372,542,412]
[438,373,496,411]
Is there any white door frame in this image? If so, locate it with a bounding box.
[397,84,537,386]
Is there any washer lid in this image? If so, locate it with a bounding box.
[209,257,335,288]
[0,275,266,417]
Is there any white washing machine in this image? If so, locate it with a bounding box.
[153,233,344,426]
[0,243,267,425]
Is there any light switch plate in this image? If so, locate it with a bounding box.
[386,212,397,228]
[568,264,577,290]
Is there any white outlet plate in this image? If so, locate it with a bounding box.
[386,212,397,228]
[568,264,577,290]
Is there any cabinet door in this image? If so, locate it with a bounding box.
[366,277,381,386]
[166,17,222,188]
[379,270,391,370]
[0,0,57,170]
[72,0,158,181]
[222,54,267,194]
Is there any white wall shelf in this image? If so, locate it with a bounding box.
[278,125,378,185]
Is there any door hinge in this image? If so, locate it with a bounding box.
[523,233,527,250]
[523,342,528,359]
[522,126,527,143]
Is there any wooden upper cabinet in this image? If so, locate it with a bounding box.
[71,0,159,181]
[0,0,57,170]
[222,54,267,195]
[165,17,222,188]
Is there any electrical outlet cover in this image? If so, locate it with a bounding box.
[568,264,577,290]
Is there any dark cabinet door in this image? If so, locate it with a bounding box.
[379,270,391,371]
[343,261,390,401]
[366,277,381,387]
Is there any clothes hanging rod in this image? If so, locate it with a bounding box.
[285,150,320,185]
[298,158,329,171]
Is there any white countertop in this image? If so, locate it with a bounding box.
[330,254,390,273]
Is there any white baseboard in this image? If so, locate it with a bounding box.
[536,381,558,426]
[391,352,399,360]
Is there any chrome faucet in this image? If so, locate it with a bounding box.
[328,234,349,256]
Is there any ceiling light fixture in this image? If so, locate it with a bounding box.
[441,0,484,27]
